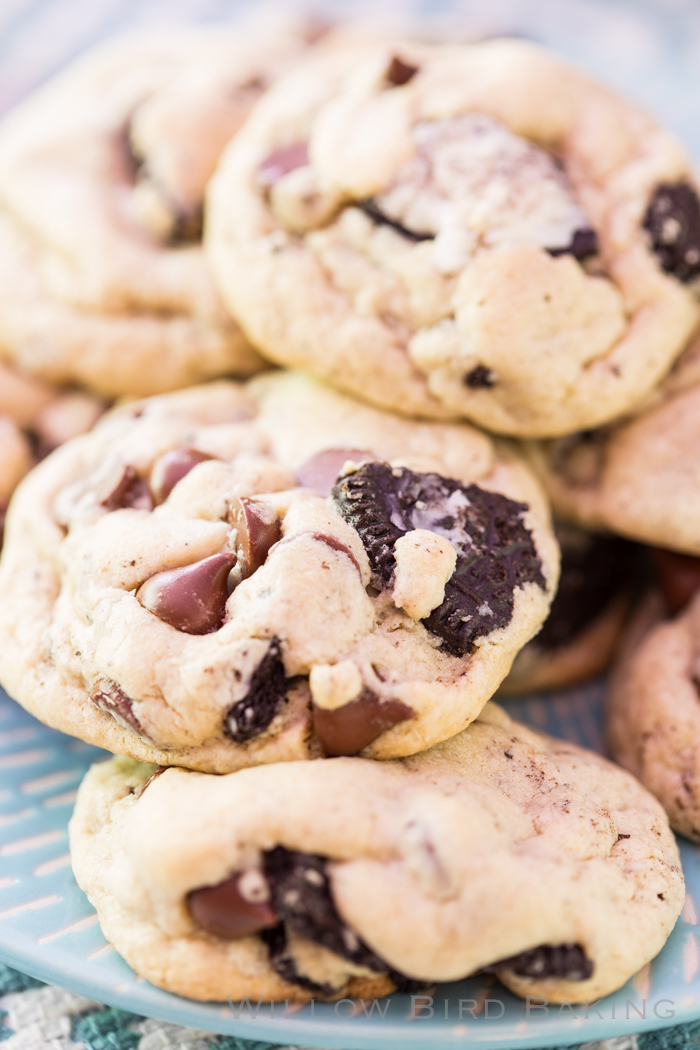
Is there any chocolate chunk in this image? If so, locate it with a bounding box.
[385,56,419,87]
[188,871,277,940]
[258,142,309,188]
[535,530,638,650]
[90,680,143,734]
[311,533,362,578]
[224,638,293,743]
[464,365,496,389]
[136,552,236,634]
[650,547,700,614]
[358,199,433,243]
[228,497,280,583]
[102,466,153,512]
[493,943,593,981]
[547,227,598,261]
[295,448,373,497]
[313,689,412,755]
[150,448,213,505]
[333,463,545,656]
[169,203,203,245]
[139,766,166,796]
[643,182,700,282]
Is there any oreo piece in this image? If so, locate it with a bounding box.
[260,923,337,997]
[547,227,598,262]
[643,181,700,282]
[224,638,293,743]
[358,199,432,243]
[493,943,594,981]
[332,463,545,656]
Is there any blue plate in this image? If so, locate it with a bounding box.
[1,682,699,1049]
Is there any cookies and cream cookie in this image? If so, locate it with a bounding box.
[0,28,311,396]
[69,701,683,1004]
[528,333,700,553]
[207,37,699,437]
[0,372,557,772]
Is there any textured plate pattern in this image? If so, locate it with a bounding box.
[0,683,699,1050]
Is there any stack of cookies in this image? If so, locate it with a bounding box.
[0,21,697,1010]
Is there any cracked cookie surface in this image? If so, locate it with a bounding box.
[0,372,557,770]
[69,702,684,1004]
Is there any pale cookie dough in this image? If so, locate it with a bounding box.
[528,333,700,553]
[608,590,700,842]
[207,38,699,437]
[0,28,312,397]
[0,372,557,772]
[501,524,639,694]
[69,701,684,1004]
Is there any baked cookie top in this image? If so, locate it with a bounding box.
[528,333,700,554]
[0,373,557,772]
[0,27,311,396]
[69,702,683,1005]
[207,38,700,437]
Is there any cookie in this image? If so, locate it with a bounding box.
[0,372,557,772]
[528,332,700,553]
[0,28,312,397]
[69,701,683,1004]
[207,37,699,437]
[501,525,639,694]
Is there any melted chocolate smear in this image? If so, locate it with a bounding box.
[333,463,545,656]
[358,199,433,243]
[385,56,419,87]
[535,531,638,650]
[139,766,166,796]
[643,182,700,282]
[547,227,598,262]
[464,365,496,389]
[90,680,143,734]
[224,638,294,743]
[493,943,593,981]
[102,466,153,512]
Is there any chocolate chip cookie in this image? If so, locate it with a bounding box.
[0,372,557,772]
[69,701,683,1004]
[207,38,699,437]
[0,28,310,396]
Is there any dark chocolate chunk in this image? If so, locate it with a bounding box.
[310,533,362,578]
[136,552,236,634]
[295,448,373,497]
[332,463,545,656]
[650,547,700,615]
[90,679,144,735]
[102,465,154,512]
[224,638,293,743]
[643,182,700,282]
[258,142,310,188]
[188,871,277,940]
[547,227,598,261]
[228,497,281,583]
[385,56,419,87]
[150,448,213,505]
[493,943,594,981]
[464,365,496,389]
[535,529,638,651]
[358,199,433,243]
[312,689,413,755]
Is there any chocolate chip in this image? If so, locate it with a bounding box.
[535,530,639,651]
[333,463,545,656]
[136,552,237,634]
[312,689,413,755]
[258,142,309,188]
[295,448,373,497]
[228,497,281,584]
[464,365,496,389]
[358,199,433,243]
[643,182,700,282]
[139,766,166,796]
[169,203,203,245]
[547,227,598,261]
[650,547,700,615]
[385,56,419,87]
[311,533,362,578]
[493,943,593,981]
[617,833,631,840]
[188,871,277,940]
[90,679,143,734]
[101,465,153,512]
[150,448,213,504]
[224,638,293,743]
